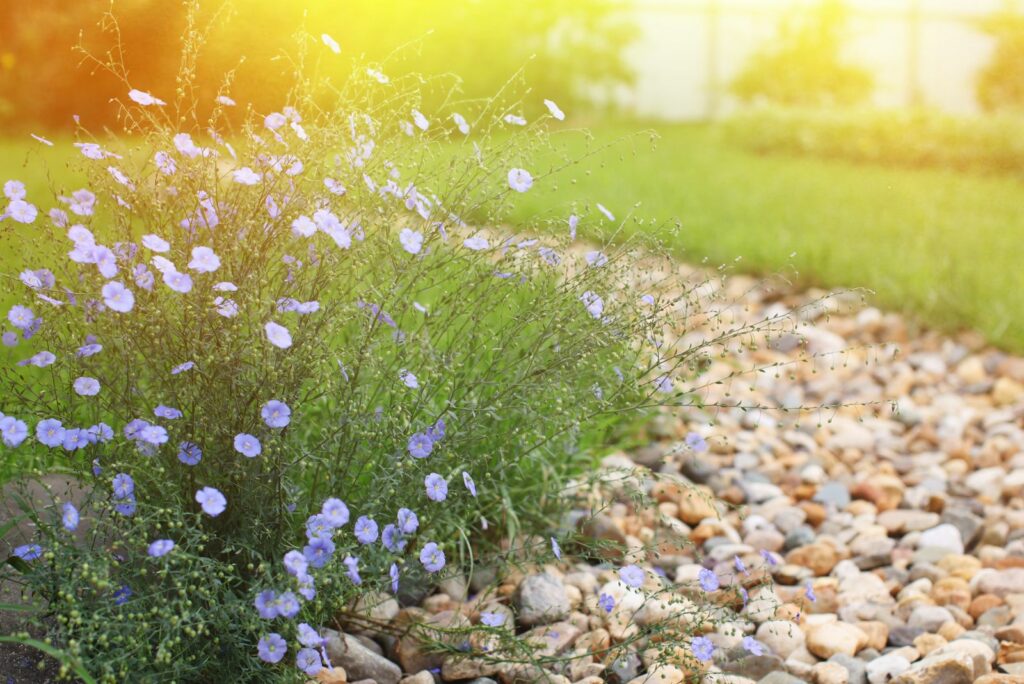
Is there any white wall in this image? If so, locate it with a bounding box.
[618,0,1004,120]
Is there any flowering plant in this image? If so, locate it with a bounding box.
[0,9,719,681]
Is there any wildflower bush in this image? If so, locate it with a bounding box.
[0,8,799,684]
[721,106,1024,176]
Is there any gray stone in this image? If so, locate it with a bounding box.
[758,673,805,684]
[866,654,911,684]
[784,526,816,551]
[940,509,983,551]
[514,573,570,626]
[814,482,852,509]
[829,653,867,684]
[324,628,402,684]
[919,524,964,555]
[908,605,955,632]
[888,625,926,647]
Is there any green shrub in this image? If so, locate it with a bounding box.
[976,3,1024,112]
[721,106,1024,175]
[730,0,873,108]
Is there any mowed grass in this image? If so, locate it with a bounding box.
[2,124,1024,351]
[513,122,1024,352]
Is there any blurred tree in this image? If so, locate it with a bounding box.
[0,0,635,133]
[730,0,873,108]
[976,2,1024,112]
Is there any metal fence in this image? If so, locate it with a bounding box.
[618,0,1004,120]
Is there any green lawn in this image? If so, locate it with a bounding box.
[514,122,1024,351]
[3,124,1024,351]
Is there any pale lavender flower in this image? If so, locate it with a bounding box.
[382,524,407,552]
[408,432,433,459]
[585,251,608,267]
[255,590,278,619]
[128,89,166,106]
[164,270,193,293]
[691,636,714,663]
[463,236,489,251]
[580,291,603,319]
[139,425,168,446]
[296,648,322,676]
[257,633,286,664]
[399,369,419,389]
[805,584,817,603]
[321,498,349,528]
[171,361,195,375]
[284,550,308,577]
[265,321,292,349]
[73,377,100,396]
[1,418,27,447]
[178,442,202,466]
[424,473,448,502]
[114,495,136,516]
[321,33,341,53]
[147,539,175,557]
[8,199,38,224]
[14,544,42,561]
[699,567,719,592]
[36,419,65,448]
[390,563,400,593]
[261,400,291,428]
[399,228,423,255]
[77,343,102,357]
[112,473,134,499]
[297,623,322,648]
[735,555,749,576]
[544,99,565,120]
[480,612,505,627]
[62,502,79,531]
[551,537,562,560]
[742,636,765,656]
[188,246,220,273]
[343,556,361,584]
[234,433,261,458]
[597,203,615,221]
[7,305,34,329]
[598,593,615,613]
[195,486,226,516]
[462,471,477,497]
[306,514,332,540]
[397,508,419,534]
[507,168,533,193]
[420,542,445,573]
[760,550,778,566]
[276,592,300,619]
[304,536,335,568]
[354,516,378,544]
[233,167,261,185]
[154,405,182,419]
[685,432,708,452]
[619,565,645,588]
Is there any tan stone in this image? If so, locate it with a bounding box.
[932,577,972,611]
[806,622,867,659]
[938,621,966,641]
[969,594,1005,620]
[813,661,850,684]
[314,667,348,684]
[856,621,889,651]
[913,633,947,656]
[786,542,840,576]
[677,485,719,525]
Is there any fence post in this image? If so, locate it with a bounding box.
[907,0,922,107]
